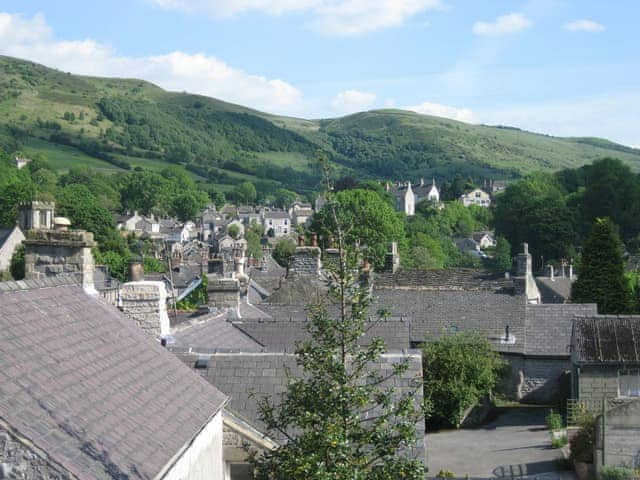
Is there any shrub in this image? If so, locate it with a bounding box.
[551,435,568,449]
[569,413,596,463]
[436,470,455,478]
[600,465,636,480]
[546,409,563,431]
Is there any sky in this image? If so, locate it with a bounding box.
[0,0,638,146]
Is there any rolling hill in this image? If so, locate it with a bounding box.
[1,55,639,195]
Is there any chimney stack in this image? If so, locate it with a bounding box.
[384,242,400,273]
[120,281,170,339]
[128,258,144,282]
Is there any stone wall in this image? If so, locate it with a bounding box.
[23,229,95,290]
[288,247,320,277]
[206,276,240,310]
[595,399,640,470]
[499,354,571,404]
[578,365,620,403]
[120,281,170,338]
[0,425,71,480]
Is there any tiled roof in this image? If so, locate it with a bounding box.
[0,273,82,291]
[374,268,513,291]
[372,288,527,353]
[232,317,411,351]
[0,285,227,480]
[176,351,426,464]
[172,312,264,352]
[535,277,573,304]
[0,227,15,246]
[573,316,640,364]
[524,303,597,356]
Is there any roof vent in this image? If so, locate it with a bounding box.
[194,355,210,369]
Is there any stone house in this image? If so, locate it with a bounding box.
[472,231,496,249]
[459,188,492,207]
[262,210,291,237]
[0,225,25,273]
[114,211,142,232]
[389,179,440,216]
[571,315,640,471]
[0,281,229,480]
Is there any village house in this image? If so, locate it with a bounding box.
[114,211,142,232]
[0,280,229,480]
[472,231,496,249]
[0,225,24,273]
[289,202,314,226]
[388,178,440,216]
[261,209,291,237]
[14,156,31,170]
[459,188,492,207]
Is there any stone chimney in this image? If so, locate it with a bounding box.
[384,242,400,273]
[120,281,170,339]
[206,275,240,310]
[514,243,541,304]
[128,258,144,282]
[18,201,55,231]
[287,238,321,278]
[24,228,96,293]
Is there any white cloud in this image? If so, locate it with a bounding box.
[150,0,446,36]
[331,89,377,114]
[472,12,532,36]
[0,12,305,115]
[563,19,605,33]
[404,101,474,123]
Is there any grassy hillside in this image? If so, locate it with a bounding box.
[1,55,639,196]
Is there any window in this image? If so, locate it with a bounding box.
[475,191,481,198]
[39,211,48,228]
[619,370,640,397]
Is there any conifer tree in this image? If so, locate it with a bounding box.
[571,217,631,313]
[249,159,426,480]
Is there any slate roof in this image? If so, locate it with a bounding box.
[372,288,527,353]
[0,285,227,480]
[232,317,411,351]
[0,227,15,246]
[374,268,513,291]
[172,312,264,352]
[0,273,82,291]
[176,351,426,465]
[573,316,640,365]
[536,277,573,304]
[524,303,597,356]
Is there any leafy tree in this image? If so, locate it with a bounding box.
[571,218,632,314]
[0,172,37,226]
[56,184,116,244]
[10,244,25,280]
[311,188,405,271]
[233,181,257,204]
[493,236,512,272]
[250,170,426,479]
[422,333,504,428]
[272,237,296,268]
[227,224,240,240]
[274,188,297,208]
[494,173,576,262]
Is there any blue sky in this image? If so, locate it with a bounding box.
[0,0,638,146]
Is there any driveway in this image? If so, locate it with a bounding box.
[426,406,576,480]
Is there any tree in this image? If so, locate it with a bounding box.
[422,333,504,428]
[272,237,296,268]
[494,173,576,261]
[311,188,405,271]
[250,163,426,479]
[571,218,632,314]
[492,236,512,272]
[233,181,257,204]
[227,224,240,240]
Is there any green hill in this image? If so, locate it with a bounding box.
[1,55,639,195]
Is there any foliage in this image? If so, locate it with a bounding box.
[175,275,208,310]
[272,237,296,268]
[494,173,576,262]
[436,470,456,478]
[232,181,257,204]
[599,465,638,480]
[571,218,632,314]
[492,236,512,272]
[93,248,129,282]
[143,255,166,274]
[569,413,595,463]
[227,224,240,240]
[56,184,117,244]
[245,223,265,260]
[249,170,426,479]
[546,409,563,431]
[311,188,405,271]
[551,435,568,449]
[9,244,25,280]
[422,333,505,428]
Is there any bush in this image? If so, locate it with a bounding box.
[569,413,596,463]
[600,465,636,480]
[546,409,563,431]
[551,435,568,449]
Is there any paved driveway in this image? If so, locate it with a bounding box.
[426,406,576,480]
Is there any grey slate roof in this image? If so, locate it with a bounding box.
[372,288,527,353]
[573,316,640,365]
[172,312,264,351]
[536,277,573,304]
[176,351,426,465]
[0,273,81,292]
[231,317,411,351]
[0,227,14,246]
[0,285,228,480]
[374,268,513,291]
[524,303,597,356]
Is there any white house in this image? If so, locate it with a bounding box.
[472,231,497,249]
[0,226,25,273]
[460,188,491,208]
[262,210,292,237]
